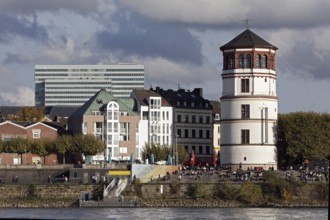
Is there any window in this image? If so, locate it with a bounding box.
[244,157,247,161]
[177,114,181,122]
[261,55,267,68]
[199,116,203,123]
[119,147,127,154]
[32,129,41,139]
[206,116,210,124]
[255,54,261,68]
[192,115,196,123]
[192,146,196,152]
[206,130,210,139]
[199,146,203,154]
[241,105,250,119]
[184,115,189,123]
[229,56,235,69]
[238,54,244,68]
[241,129,250,144]
[241,79,249,93]
[245,54,251,68]
[177,129,181,137]
[192,129,196,138]
[206,146,210,154]
[185,129,189,138]
[199,130,203,138]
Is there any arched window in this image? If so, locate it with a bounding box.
[261,55,267,68]
[225,56,230,69]
[255,54,261,68]
[238,54,244,68]
[245,54,251,68]
[229,55,235,69]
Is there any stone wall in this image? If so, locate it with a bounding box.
[0,184,98,199]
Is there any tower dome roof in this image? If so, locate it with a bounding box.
[220,29,278,51]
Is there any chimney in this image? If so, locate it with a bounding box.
[192,88,203,97]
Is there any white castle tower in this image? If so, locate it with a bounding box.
[219,29,278,170]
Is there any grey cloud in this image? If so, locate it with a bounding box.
[4,52,32,64]
[279,39,330,80]
[118,0,330,30]
[0,13,48,43]
[96,12,203,64]
[0,0,97,14]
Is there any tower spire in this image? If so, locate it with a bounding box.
[243,18,249,29]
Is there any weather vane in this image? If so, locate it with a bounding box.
[243,18,249,29]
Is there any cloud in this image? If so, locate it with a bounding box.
[0,13,48,43]
[0,66,34,106]
[96,11,203,64]
[118,0,330,29]
[269,28,330,80]
[0,0,97,14]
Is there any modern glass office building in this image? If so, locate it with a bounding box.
[34,64,145,106]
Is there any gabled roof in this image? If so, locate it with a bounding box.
[152,87,212,110]
[70,89,137,117]
[0,120,58,131]
[132,89,162,106]
[220,29,277,51]
[45,106,79,119]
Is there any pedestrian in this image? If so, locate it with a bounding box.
[48,175,52,184]
[15,175,19,184]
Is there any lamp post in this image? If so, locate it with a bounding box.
[175,135,179,165]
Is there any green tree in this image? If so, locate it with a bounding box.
[4,137,30,163]
[141,143,170,162]
[177,144,189,164]
[54,135,73,164]
[277,112,330,167]
[73,134,104,157]
[30,138,53,164]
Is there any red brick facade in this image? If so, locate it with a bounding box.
[0,121,59,165]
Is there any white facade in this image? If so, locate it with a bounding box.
[35,64,144,106]
[220,30,278,170]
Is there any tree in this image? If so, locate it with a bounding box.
[54,135,73,164]
[30,138,53,164]
[141,143,170,162]
[72,134,104,157]
[277,112,330,167]
[9,107,45,122]
[177,144,189,164]
[4,137,30,164]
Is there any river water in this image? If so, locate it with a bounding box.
[0,207,327,219]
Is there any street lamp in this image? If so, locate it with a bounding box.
[175,134,179,165]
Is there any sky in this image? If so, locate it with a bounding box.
[0,0,329,113]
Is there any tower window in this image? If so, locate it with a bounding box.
[229,55,235,69]
[239,54,244,68]
[255,54,261,68]
[261,55,267,68]
[241,129,250,144]
[241,79,250,93]
[245,54,251,68]
[241,105,250,119]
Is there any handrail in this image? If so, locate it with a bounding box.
[115,178,127,197]
[103,178,117,197]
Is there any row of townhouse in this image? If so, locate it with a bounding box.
[0,120,59,165]
[0,87,220,165]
